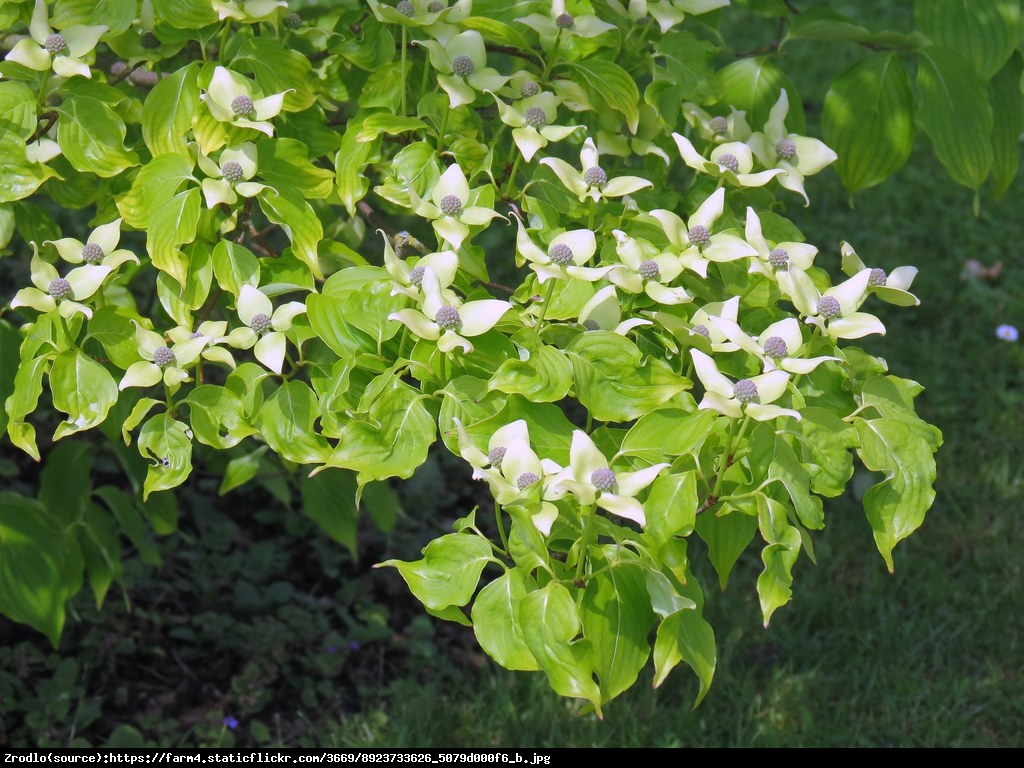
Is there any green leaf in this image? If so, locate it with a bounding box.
[147,187,201,287]
[153,0,218,28]
[784,7,877,44]
[916,45,994,190]
[0,205,13,247]
[567,58,640,133]
[121,398,160,446]
[257,138,335,199]
[519,581,603,714]
[212,240,260,299]
[56,97,139,178]
[338,280,404,348]
[361,481,399,535]
[566,331,690,422]
[218,447,266,496]
[0,493,78,647]
[471,567,540,671]
[645,567,697,619]
[356,113,429,143]
[506,508,552,575]
[619,408,715,463]
[300,469,359,557]
[649,30,716,117]
[116,153,194,229]
[379,532,493,611]
[323,381,435,487]
[0,81,38,139]
[225,363,270,420]
[142,62,202,159]
[156,242,213,326]
[652,569,716,704]
[233,37,316,111]
[358,61,406,111]
[581,554,654,701]
[714,56,804,134]
[644,471,699,544]
[0,319,19,437]
[0,130,59,204]
[855,417,940,572]
[823,52,915,194]
[784,407,857,497]
[13,200,60,243]
[336,118,381,216]
[79,502,123,609]
[258,380,331,466]
[695,507,758,591]
[49,349,119,442]
[5,353,51,461]
[988,51,1023,199]
[38,441,92,527]
[257,188,324,279]
[488,340,572,403]
[306,294,373,358]
[83,305,142,370]
[461,16,536,52]
[104,725,146,749]
[859,376,942,452]
[915,0,1020,80]
[44,156,99,210]
[756,494,801,627]
[766,435,825,530]
[50,0,136,33]
[94,486,161,567]
[185,385,257,450]
[438,378,574,466]
[138,414,193,500]
[333,17,395,71]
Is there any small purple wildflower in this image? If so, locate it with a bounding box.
[996,324,1019,342]
[223,716,238,730]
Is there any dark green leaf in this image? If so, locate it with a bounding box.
[0,493,78,646]
[300,469,360,557]
[988,51,1022,199]
[916,45,994,190]
[714,56,804,133]
[915,0,1020,80]
[823,52,915,194]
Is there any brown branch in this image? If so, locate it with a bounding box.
[29,111,58,145]
[108,59,144,85]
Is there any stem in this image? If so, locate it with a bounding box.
[437,106,449,148]
[37,69,51,107]
[494,500,509,556]
[587,198,596,231]
[438,349,448,383]
[400,26,408,116]
[55,310,73,349]
[534,277,557,333]
[712,414,750,498]
[574,504,597,582]
[542,33,562,81]
[503,151,523,199]
[163,379,176,418]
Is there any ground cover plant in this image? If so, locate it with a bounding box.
[9,0,1024,743]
